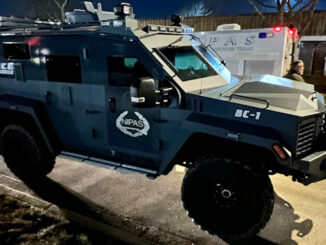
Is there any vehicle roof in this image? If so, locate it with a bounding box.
[0,23,138,38]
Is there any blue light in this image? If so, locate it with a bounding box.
[183,27,194,34]
[259,32,267,38]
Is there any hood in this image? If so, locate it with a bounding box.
[203,74,325,116]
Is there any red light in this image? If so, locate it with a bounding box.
[28,36,41,46]
[273,26,282,33]
[288,28,297,37]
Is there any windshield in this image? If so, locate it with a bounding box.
[159,46,217,81]
[188,35,231,83]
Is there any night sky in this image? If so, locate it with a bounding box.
[0,0,326,19]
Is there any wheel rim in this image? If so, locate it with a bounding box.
[182,155,275,239]
[213,183,237,209]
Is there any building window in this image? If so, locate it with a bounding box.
[46,55,82,83]
[108,57,151,87]
[3,43,30,60]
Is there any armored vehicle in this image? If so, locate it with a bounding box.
[0,2,325,241]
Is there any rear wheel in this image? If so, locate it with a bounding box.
[0,124,55,178]
[181,153,274,240]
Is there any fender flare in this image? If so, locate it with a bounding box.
[158,115,286,175]
[0,94,57,154]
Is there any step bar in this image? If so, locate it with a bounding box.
[58,151,158,178]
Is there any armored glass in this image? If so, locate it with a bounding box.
[159,46,217,81]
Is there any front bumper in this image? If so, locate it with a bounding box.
[293,151,326,179]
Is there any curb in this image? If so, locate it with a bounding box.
[0,181,195,245]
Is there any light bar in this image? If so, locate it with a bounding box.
[259,31,274,39]
[183,27,194,33]
[149,25,159,31]
[168,27,175,32]
[147,25,194,34]
[160,26,167,31]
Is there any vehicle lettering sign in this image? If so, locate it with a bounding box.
[116,111,150,137]
[235,109,261,120]
[0,62,14,75]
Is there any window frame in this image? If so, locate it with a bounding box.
[3,42,31,60]
[45,55,82,84]
[107,56,151,87]
[156,46,218,81]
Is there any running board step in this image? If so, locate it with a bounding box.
[58,151,158,178]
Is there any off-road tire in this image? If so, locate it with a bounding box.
[181,153,274,241]
[0,124,55,178]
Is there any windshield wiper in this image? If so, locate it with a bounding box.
[189,34,226,66]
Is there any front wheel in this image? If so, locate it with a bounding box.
[0,124,55,179]
[181,153,274,240]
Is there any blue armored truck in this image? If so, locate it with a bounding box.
[0,2,325,241]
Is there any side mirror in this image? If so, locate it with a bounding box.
[130,77,157,108]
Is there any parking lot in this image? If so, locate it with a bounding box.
[0,156,325,245]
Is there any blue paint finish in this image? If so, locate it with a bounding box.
[0,18,325,181]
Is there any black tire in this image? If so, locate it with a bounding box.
[181,153,274,241]
[0,124,55,178]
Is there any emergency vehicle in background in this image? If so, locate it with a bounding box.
[298,36,326,76]
[196,25,298,78]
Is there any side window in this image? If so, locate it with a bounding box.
[107,57,151,87]
[46,55,82,83]
[3,43,30,60]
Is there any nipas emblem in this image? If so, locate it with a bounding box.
[116,111,150,137]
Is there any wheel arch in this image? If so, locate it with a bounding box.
[161,132,279,175]
[0,95,61,155]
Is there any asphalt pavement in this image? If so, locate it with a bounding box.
[0,156,325,245]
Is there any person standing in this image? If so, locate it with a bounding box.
[283,60,306,82]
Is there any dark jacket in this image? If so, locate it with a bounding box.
[283,69,305,82]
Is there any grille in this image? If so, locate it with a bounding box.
[296,119,316,156]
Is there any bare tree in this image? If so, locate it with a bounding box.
[52,0,69,20]
[248,0,320,34]
[22,0,87,20]
[39,0,78,20]
[180,1,213,17]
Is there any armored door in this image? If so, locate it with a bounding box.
[106,56,162,170]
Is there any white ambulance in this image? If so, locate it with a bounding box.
[196,25,298,78]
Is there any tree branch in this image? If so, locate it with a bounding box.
[286,1,293,17]
[292,0,306,11]
[51,0,70,20]
[253,0,276,9]
[300,0,320,34]
[39,7,53,19]
[296,0,315,14]
[248,0,265,20]
[62,0,69,9]
[52,0,61,9]
[277,0,287,26]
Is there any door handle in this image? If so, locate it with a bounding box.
[108,97,116,113]
[45,91,52,105]
[86,110,100,114]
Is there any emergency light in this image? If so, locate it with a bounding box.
[273,26,282,33]
[288,28,297,37]
[147,25,192,34]
[114,2,133,17]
